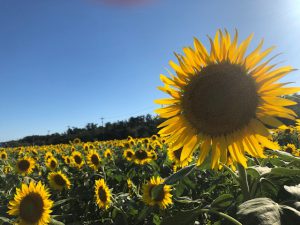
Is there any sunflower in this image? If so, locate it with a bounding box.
[46,157,58,171]
[16,157,35,175]
[83,143,90,151]
[134,149,151,165]
[142,176,173,209]
[71,151,84,169]
[151,135,159,141]
[155,29,299,169]
[63,156,71,165]
[283,143,298,155]
[94,179,111,209]
[86,150,101,170]
[167,147,192,168]
[73,138,81,145]
[149,150,158,160]
[7,181,53,225]
[123,149,135,161]
[48,171,71,191]
[44,152,53,162]
[0,151,8,160]
[104,149,113,159]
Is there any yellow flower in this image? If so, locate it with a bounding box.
[46,157,58,171]
[167,147,192,168]
[0,151,8,160]
[7,181,53,225]
[123,149,135,161]
[48,171,71,191]
[44,152,53,161]
[16,157,35,175]
[155,29,299,169]
[134,149,151,165]
[283,144,297,155]
[86,150,101,170]
[94,179,111,209]
[104,149,113,159]
[71,151,84,169]
[63,156,71,165]
[127,178,133,189]
[73,138,81,145]
[142,176,173,209]
[148,150,158,160]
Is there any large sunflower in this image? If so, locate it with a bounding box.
[16,157,35,175]
[167,147,192,168]
[104,149,113,159]
[94,179,111,210]
[123,149,135,161]
[48,171,71,191]
[155,29,299,169]
[45,157,58,171]
[142,176,173,209]
[86,150,101,170]
[134,149,151,165]
[283,143,298,156]
[7,181,53,225]
[71,151,84,169]
[0,151,8,160]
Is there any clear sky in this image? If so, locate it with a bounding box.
[0,0,300,142]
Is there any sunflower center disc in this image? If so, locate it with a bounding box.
[54,175,66,186]
[19,193,44,224]
[126,151,133,158]
[182,63,258,136]
[173,148,182,160]
[285,147,293,153]
[149,185,165,202]
[74,155,82,164]
[91,155,100,165]
[18,160,30,171]
[135,150,148,160]
[50,160,56,168]
[98,187,107,202]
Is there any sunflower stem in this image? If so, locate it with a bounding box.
[198,208,242,225]
[237,163,250,201]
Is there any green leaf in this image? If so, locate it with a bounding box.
[135,207,153,224]
[280,205,300,225]
[238,198,300,225]
[49,218,65,225]
[246,167,260,179]
[161,208,201,225]
[0,217,13,224]
[151,184,164,200]
[53,198,74,208]
[284,184,300,200]
[174,182,185,197]
[259,178,278,199]
[164,164,196,185]
[237,198,281,225]
[268,150,300,163]
[211,194,234,209]
[153,214,161,225]
[267,167,300,176]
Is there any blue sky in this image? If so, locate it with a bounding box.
[0,0,300,141]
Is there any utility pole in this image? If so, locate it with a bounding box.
[100,117,104,127]
[100,117,104,141]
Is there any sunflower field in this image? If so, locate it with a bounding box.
[0,129,300,225]
[1,30,300,225]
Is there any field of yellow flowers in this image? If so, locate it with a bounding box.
[1,29,300,225]
[0,129,300,225]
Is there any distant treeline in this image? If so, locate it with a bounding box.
[2,114,164,147]
[2,94,300,147]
